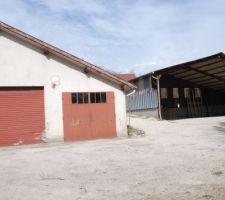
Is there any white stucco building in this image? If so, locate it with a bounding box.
[0,21,135,146]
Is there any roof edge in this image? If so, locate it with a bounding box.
[0,21,136,90]
[153,52,225,75]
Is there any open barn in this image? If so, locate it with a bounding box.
[153,53,225,119]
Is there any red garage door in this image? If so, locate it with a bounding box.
[0,87,45,146]
[63,92,116,141]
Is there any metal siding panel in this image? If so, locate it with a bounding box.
[126,88,159,111]
[147,90,150,108]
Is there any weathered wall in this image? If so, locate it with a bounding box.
[0,32,127,141]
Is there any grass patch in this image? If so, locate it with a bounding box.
[127,125,145,137]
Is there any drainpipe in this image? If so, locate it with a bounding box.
[126,89,136,125]
[152,74,162,120]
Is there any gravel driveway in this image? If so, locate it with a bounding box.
[0,116,225,200]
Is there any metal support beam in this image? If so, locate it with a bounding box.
[156,75,162,120]
[152,74,162,120]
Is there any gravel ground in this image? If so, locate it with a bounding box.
[0,116,225,200]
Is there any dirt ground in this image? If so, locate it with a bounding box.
[0,116,225,200]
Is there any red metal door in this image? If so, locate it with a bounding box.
[0,87,45,146]
[89,92,117,138]
[63,92,116,141]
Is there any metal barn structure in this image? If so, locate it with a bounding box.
[127,53,225,120]
[153,52,225,119]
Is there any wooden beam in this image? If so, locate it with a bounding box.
[174,67,225,83]
[121,84,125,91]
[168,63,225,85]
[184,75,210,82]
[176,72,198,79]
[194,78,220,85]
[188,66,225,84]
[84,67,89,74]
[43,48,49,55]
[213,68,225,75]
[168,60,222,76]
[169,69,188,76]
[197,62,225,71]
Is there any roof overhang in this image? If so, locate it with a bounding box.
[0,21,136,92]
[153,53,225,93]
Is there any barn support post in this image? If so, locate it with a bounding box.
[152,74,162,120]
[157,75,162,120]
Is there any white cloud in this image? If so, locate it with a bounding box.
[1,0,225,76]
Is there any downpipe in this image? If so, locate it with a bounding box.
[126,89,136,125]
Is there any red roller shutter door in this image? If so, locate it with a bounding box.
[0,87,45,146]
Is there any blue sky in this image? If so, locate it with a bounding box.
[1,0,225,75]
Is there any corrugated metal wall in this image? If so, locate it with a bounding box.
[126,88,158,111]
